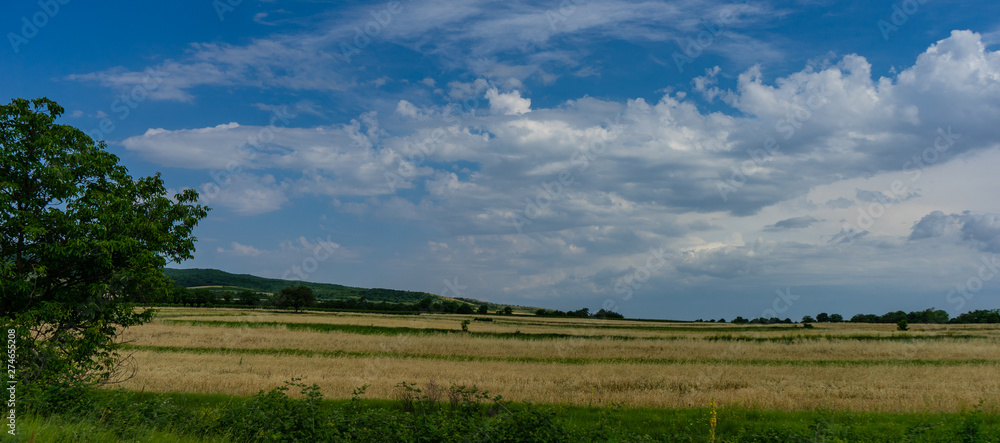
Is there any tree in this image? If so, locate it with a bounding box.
[193,288,215,307]
[829,313,843,323]
[816,312,830,322]
[476,305,488,315]
[279,285,316,312]
[238,290,260,306]
[0,98,209,390]
[500,306,513,315]
[801,316,816,323]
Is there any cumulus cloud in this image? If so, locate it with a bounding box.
[485,88,531,115]
[89,29,1000,311]
[909,211,1000,253]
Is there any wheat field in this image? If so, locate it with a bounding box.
[117,307,1000,412]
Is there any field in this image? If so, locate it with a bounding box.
[116,307,1000,413]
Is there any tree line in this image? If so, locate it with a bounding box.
[166,285,629,319]
[725,308,1000,325]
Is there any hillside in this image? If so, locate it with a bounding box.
[164,268,449,304]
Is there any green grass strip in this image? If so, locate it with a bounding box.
[161,319,640,340]
[162,319,996,343]
[123,344,1000,367]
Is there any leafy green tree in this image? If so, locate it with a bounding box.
[170,286,191,305]
[279,285,316,312]
[500,306,513,315]
[193,288,215,307]
[476,304,488,315]
[816,312,830,322]
[829,313,843,323]
[0,98,209,390]
[801,315,816,323]
[238,290,260,306]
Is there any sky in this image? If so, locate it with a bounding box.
[4,0,1000,320]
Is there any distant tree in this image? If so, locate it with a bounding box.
[593,309,624,319]
[193,289,215,307]
[731,316,748,324]
[500,306,514,315]
[816,313,830,323]
[171,286,191,305]
[221,292,232,305]
[417,296,434,311]
[477,305,489,315]
[896,319,909,331]
[881,310,907,324]
[829,313,843,323]
[238,290,260,306]
[718,318,726,323]
[279,285,315,312]
[456,303,474,314]
[801,315,816,323]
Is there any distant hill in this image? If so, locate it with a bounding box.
[164,268,449,304]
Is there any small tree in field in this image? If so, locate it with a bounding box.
[279,285,316,312]
[0,98,209,393]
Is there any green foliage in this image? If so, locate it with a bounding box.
[237,290,260,306]
[460,319,471,332]
[477,304,489,315]
[0,98,208,392]
[276,285,315,312]
[165,267,439,304]
[898,319,910,331]
[21,383,1000,442]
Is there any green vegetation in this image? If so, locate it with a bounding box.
[17,381,1000,442]
[121,343,1000,368]
[165,267,443,304]
[0,98,208,394]
[730,308,1000,325]
[161,319,628,341]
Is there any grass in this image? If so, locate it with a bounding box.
[34,306,990,440]
[19,388,1000,442]
[107,308,1000,413]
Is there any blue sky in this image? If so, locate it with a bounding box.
[5,0,1000,320]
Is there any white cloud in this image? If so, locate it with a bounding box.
[485,88,531,115]
[218,241,263,256]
